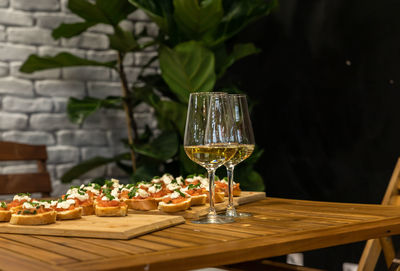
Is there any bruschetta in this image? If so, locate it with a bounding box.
[65,187,94,215]
[7,193,32,213]
[54,199,82,220]
[158,189,191,213]
[10,201,56,225]
[0,201,11,222]
[123,187,158,211]
[182,183,207,206]
[95,188,127,216]
[216,178,241,197]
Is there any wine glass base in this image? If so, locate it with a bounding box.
[190,216,235,224]
[223,212,253,218]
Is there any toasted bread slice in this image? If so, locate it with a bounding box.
[158,198,191,213]
[207,191,225,203]
[190,194,207,206]
[95,205,128,217]
[10,211,56,225]
[57,207,82,220]
[124,198,158,211]
[81,204,94,216]
[0,210,11,222]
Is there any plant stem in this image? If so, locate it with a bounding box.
[117,52,138,172]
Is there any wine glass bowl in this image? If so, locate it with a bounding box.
[184,92,237,224]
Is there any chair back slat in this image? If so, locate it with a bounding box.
[0,141,47,161]
[0,173,52,195]
[0,141,52,197]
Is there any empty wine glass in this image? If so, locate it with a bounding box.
[184,92,237,224]
[224,94,255,217]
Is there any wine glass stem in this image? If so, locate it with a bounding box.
[226,165,237,216]
[207,169,217,219]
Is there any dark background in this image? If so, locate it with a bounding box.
[226,0,400,270]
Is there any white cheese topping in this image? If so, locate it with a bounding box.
[13,194,31,202]
[39,201,53,209]
[138,182,152,189]
[101,187,120,202]
[151,178,162,184]
[136,188,149,198]
[22,201,35,209]
[166,183,181,191]
[175,176,184,186]
[148,184,162,194]
[84,185,100,195]
[161,174,174,185]
[56,199,76,209]
[67,189,89,202]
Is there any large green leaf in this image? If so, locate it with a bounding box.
[134,131,179,161]
[20,53,116,73]
[128,0,174,32]
[52,22,96,39]
[68,0,135,26]
[159,41,216,103]
[61,153,129,183]
[203,0,278,47]
[96,0,136,26]
[235,168,265,191]
[108,26,138,53]
[217,43,261,78]
[173,0,223,38]
[68,0,107,23]
[67,96,122,124]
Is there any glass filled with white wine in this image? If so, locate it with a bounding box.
[184,92,237,224]
[224,94,255,217]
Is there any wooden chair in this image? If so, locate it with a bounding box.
[0,141,52,197]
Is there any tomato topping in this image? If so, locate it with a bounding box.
[97,200,126,207]
[150,191,167,199]
[162,196,187,204]
[7,199,27,208]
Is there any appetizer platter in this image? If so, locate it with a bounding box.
[0,174,265,238]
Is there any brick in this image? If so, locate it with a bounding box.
[57,130,107,146]
[0,43,36,61]
[81,165,107,179]
[10,62,61,79]
[0,112,28,129]
[134,102,152,114]
[55,163,76,179]
[2,131,55,145]
[2,164,37,174]
[0,9,33,26]
[128,9,149,21]
[135,22,158,37]
[35,13,81,29]
[0,0,8,7]
[8,27,59,46]
[47,146,79,163]
[86,50,117,63]
[123,53,135,66]
[11,0,60,11]
[61,33,108,50]
[0,26,4,41]
[46,164,56,182]
[63,66,110,81]
[81,147,113,160]
[88,24,113,34]
[119,20,134,32]
[35,80,85,97]
[52,97,68,112]
[60,0,70,13]
[87,81,121,99]
[0,77,33,96]
[112,67,140,83]
[30,113,78,130]
[106,129,128,146]
[135,52,157,66]
[0,62,8,77]
[39,46,85,58]
[51,179,83,196]
[83,110,126,129]
[108,163,129,177]
[2,96,53,112]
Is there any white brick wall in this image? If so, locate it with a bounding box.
[0,0,158,196]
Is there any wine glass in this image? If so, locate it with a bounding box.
[224,94,255,217]
[184,92,237,224]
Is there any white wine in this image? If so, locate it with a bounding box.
[225,144,255,167]
[184,144,237,169]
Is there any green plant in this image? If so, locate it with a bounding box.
[20,0,277,191]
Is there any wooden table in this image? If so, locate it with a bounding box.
[2,197,400,271]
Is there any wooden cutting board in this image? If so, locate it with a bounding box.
[0,214,184,240]
[129,191,266,219]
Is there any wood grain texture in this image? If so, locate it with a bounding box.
[0,214,184,239]
[3,197,400,271]
[0,141,47,161]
